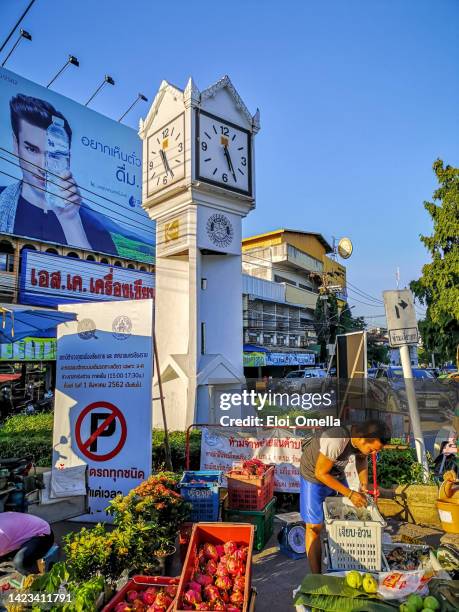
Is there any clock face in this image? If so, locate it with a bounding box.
[147,113,185,196]
[196,110,251,195]
[338,237,353,259]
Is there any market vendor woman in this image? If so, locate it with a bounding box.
[300,420,390,573]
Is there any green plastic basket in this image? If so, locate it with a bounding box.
[223,497,276,551]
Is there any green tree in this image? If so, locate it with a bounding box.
[410,160,459,365]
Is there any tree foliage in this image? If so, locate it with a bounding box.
[410,159,459,364]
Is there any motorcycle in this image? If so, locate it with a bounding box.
[0,456,39,513]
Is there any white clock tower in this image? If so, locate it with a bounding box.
[139,76,260,430]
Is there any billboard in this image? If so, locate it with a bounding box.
[19,250,154,307]
[53,300,153,521]
[0,67,154,263]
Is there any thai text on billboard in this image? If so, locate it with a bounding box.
[0,67,154,263]
[19,250,154,307]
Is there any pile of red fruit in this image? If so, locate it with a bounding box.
[113,583,178,612]
[180,540,249,610]
[229,458,270,478]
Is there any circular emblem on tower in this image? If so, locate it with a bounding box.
[206,213,234,248]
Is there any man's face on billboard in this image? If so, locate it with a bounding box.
[13,119,47,194]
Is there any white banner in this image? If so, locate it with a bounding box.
[53,299,153,521]
[200,428,360,493]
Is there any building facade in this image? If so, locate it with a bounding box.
[241,229,347,361]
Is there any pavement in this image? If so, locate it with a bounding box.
[50,516,450,612]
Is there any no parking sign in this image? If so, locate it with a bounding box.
[75,401,127,462]
[53,300,153,522]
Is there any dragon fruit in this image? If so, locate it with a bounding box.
[220,589,230,604]
[164,584,177,598]
[186,581,202,594]
[235,546,248,563]
[223,541,239,556]
[155,592,173,608]
[194,572,213,587]
[141,588,157,605]
[215,544,225,557]
[227,608,241,612]
[211,599,226,611]
[215,575,232,591]
[126,590,139,602]
[194,604,210,610]
[206,559,218,575]
[183,588,201,605]
[226,557,243,575]
[197,548,207,567]
[202,543,218,560]
[181,605,193,611]
[203,584,220,602]
[216,562,229,577]
[230,590,245,606]
[233,575,246,592]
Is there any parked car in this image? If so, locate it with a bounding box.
[280,368,327,393]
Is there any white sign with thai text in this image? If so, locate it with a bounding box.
[53,300,153,522]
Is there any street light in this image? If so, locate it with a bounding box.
[85,74,115,107]
[46,55,79,88]
[0,0,36,55]
[1,29,32,68]
[118,93,148,123]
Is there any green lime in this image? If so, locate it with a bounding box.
[423,596,440,611]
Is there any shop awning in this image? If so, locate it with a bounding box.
[0,305,77,344]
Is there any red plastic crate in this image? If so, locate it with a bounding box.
[174,522,255,612]
[102,576,179,612]
[226,464,275,511]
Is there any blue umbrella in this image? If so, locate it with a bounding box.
[0,305,77,344]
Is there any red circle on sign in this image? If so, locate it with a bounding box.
[75,401,127,462]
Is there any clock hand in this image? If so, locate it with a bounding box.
[160,149,174,178]
[224,146,237,182]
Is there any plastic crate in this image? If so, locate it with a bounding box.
[323,496,386,571]
[223,497,276,551]
[179,470,222,522]
[226,464,275,511]
[102,576,179,612]
[174,523,254,612]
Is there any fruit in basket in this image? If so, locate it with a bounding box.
[127,590,139,602]
[215,575,233,591]
[362,573,378,594]
[206,559,218,574]
[115,604,132,612]
[184,588,202,605]
[194,571,213,587]
[226,557,243,575]
[216,545,225,557]
[212,599,227,611]
[203,584,221,602]
[224,541,239,556]
[203,543,219,560]
[235,546,249,563]
[216,562,229,577]
[142,589,157,605]
[422,596,440,610]
[406,594,424,611]
[233,575,246,592]
[195,604,211,610]
[229,590,245,606]
[164,585,177,599]
[345,570,362,589]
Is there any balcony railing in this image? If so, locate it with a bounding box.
[284,284,319,309]
[271,243,324,274]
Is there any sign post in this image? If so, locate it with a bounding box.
[383,289,428,478]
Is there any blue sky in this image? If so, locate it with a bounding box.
[1,0,458,322]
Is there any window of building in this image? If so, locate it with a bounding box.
[299,283,312,291]
[114,261,123,267]
[100,258,109,264]
[86,255,96,261]
[274,274,296,286]
[127,263,135,269]
[45,248,58,255]
[67,252,79,258]
[0,241,15,272]
[139,266,147,271]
